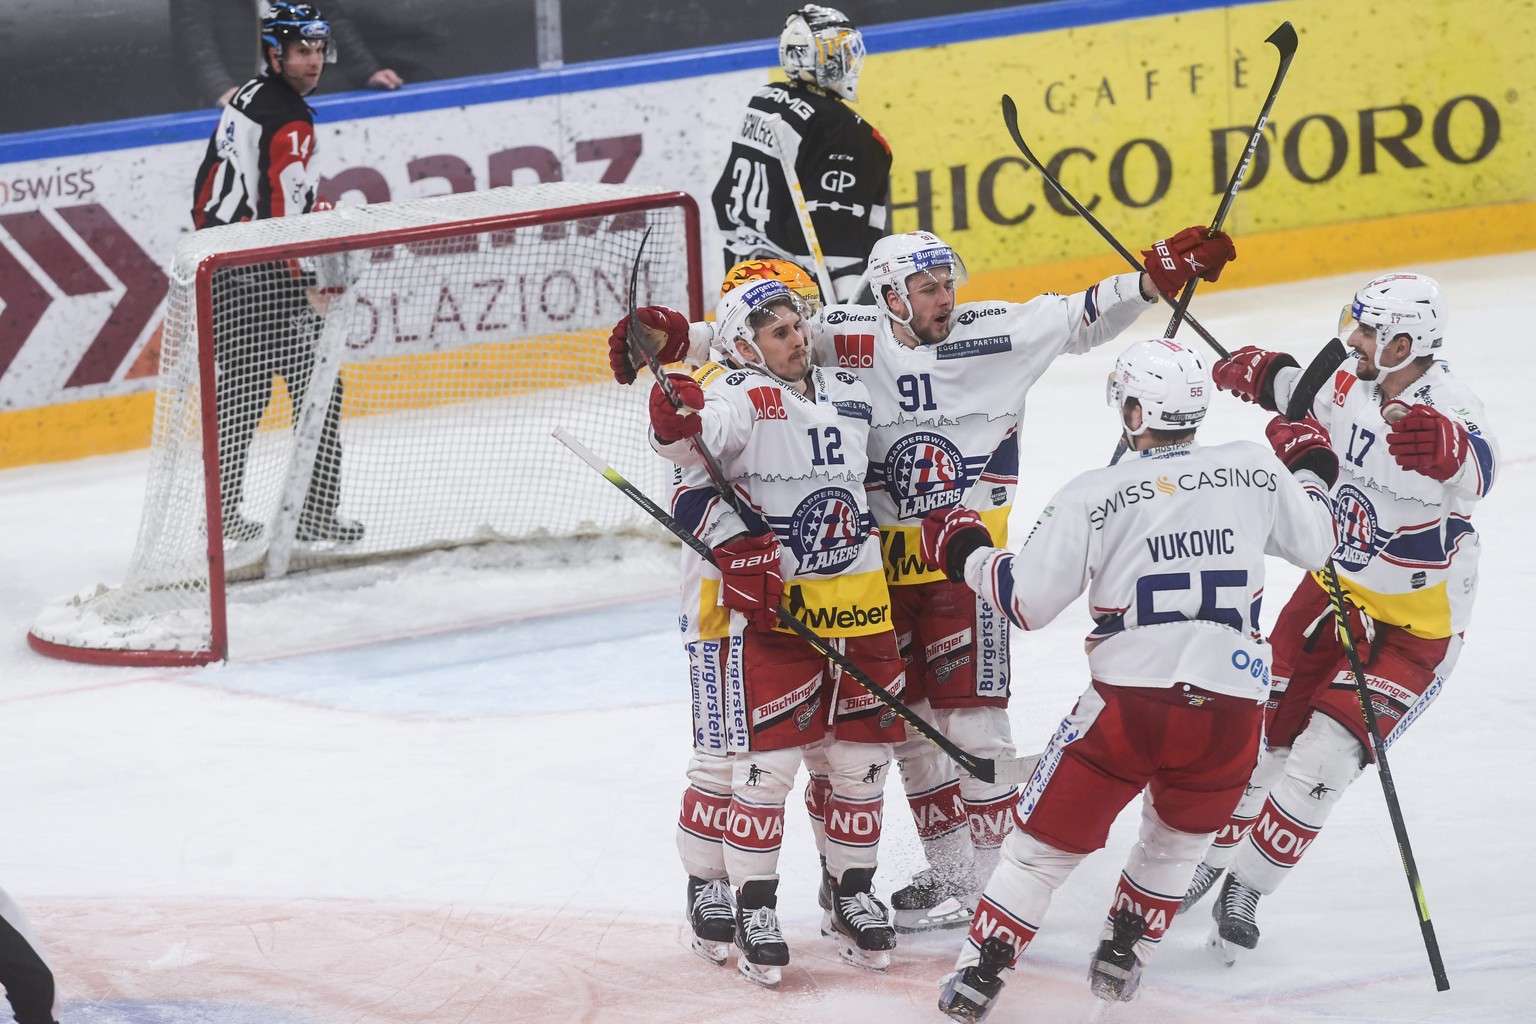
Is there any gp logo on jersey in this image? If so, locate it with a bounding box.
[1332,484,1387,569]
[885,431,967,519]
[790,486,867,574]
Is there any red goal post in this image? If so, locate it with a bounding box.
[29,183,703,666]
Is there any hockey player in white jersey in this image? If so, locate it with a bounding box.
[608,225,1238,931]
[923,338,1336,1020]
[650,277,905,986]
[1177,273,1498,961]
[829,227,1235,932]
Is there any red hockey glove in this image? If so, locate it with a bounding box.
[1213,346,1300,412]
[1266,415,1338,488]
[648,373,705,442]
[920,506,994,583]
[608,306,692,384]
[714,532,784,633]
[1141,225,1238,297]
[1386,404,1469,481]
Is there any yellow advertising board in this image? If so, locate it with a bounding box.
[862,0,1535,295]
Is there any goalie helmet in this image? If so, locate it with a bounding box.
[1338,272,1446,372]
[721,258,824,315]
[779,5,866,101]
[866,231,968,326]
[262,2,336,64]
[714,278,812,381]
[1106,338,1210,435]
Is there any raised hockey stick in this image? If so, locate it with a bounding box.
[1284,337,1349,420]
[551,428,1037,787]
[764,113,840,303]
[999,93,1227,359]
[1320,560,1451,991]
[625,227,736,497]
[1161,21,1297,341]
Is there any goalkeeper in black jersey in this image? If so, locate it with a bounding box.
[711,5,891,303]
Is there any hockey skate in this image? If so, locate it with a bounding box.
[222,513,265,543]
[686,876,736,966]
[1208,874,1262,965]
[734,880,790,988]
[1088,908,1147,1003]
[890,865,979,933]
[937,936,1014,1023]
[296,514,365,543]
[822,867,896,971]
[1177,861,1224,915]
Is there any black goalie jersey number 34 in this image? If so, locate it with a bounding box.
[712,81,891,281]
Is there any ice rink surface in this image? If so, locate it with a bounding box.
[1,254,1531,1023]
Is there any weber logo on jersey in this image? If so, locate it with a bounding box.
[885,431,967,518]
[790,487,867,574]
[937,335,1012,360]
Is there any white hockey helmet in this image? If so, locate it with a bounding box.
[779,5,866,101]
[1106,338,1210,435]
[866,231,968,326]
[1338,272,1446,372]
[713,277,812,379]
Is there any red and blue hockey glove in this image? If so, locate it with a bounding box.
[648,373,705,443]
[608,306,691,384]
[1266,415,1338,488]
[920,506,993,583]
[714,532,784,633]
[1141,225,1238,297]
[1213,346,1300,412]
[1386,404,1469,481]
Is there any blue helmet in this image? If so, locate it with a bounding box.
[262,2,336,64]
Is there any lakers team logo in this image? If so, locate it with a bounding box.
[790,487,867,575]
[885,431,967,519]
[1333,484,1386,569]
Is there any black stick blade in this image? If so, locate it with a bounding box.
[1266,20,1298,59]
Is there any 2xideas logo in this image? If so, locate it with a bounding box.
[0,204,167,387]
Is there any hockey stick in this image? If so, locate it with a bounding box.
[1105,22,1298,464]
[1283,337,1349,421]
[1320,560,1451,991]
[551,428,1037,787]
[1161,21,1297,340]
[625,227,736,498]
[764,113,839,303]
[999,94,1227,359]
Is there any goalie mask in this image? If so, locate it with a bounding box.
[714,279,813,384]
[1107,338,1210,436]
[1338,272,1446,373]
[262,1,336,64]
[721,258,824,316]
[780,5,866,101]
[866,231,968,327]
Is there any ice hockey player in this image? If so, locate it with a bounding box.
[0,885,59,1024]
[608,225,1239,932]
[650,276,904,986]
[923,337,1336,1020]
[711,5,890,302]
[190,1,363,545]
[1177,272,1497,962]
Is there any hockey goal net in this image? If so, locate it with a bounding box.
[30,183,703,665]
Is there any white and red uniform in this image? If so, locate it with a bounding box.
[806,273,1156,878]
[659,358,902,890]
[1207,358,1496,893]
[954,439,1335,973]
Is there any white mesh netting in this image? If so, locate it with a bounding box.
[31,184,698,661]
